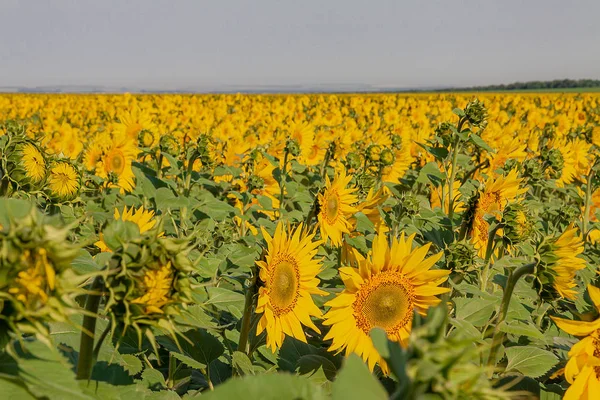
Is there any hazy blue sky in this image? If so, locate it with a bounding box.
[1,0,599,88]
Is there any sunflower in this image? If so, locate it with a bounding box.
[97,136,138,193]
[8,249,54,309]
[470,170,527,257]
[131,262,174,314]
[47,161,80,201]
[551,285,600,399]
[543,226,586,300]
[95,206,161,252]
[20,142,47,185]
[323,231,450,372]
[255,222,327,351]
[353,187,390,231]
[118,106,159,147]
[318,169,359,246]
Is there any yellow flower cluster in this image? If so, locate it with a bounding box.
[1,92,598,195]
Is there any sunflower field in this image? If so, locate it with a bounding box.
[1,92,600,399]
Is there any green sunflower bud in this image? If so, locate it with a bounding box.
[445,240,478,272]
[345,152,362,170]
[285,139,301,157]
[0,198,84,338]
[366,144,382,162]
[523,158,543,181]
[138,129,158,148]
[390,134,402,150]
[464,99,488,129]
[502,204,533,244]
[380,148,395,167]
[159,134,181,157]
[102,228,194,349]
[247,174,265,191]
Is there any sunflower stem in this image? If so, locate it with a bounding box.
[278,149,289,220]
[486,262,536,373]
[447,117,466,225]
[157,151,164,179]
[238,272,258,356]
[76,277,104,380]
[583,168,595,242]
[167,352,177,389]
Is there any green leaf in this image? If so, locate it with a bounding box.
[454,297,497,327]
[174,304,218,330]
[498,321,545,341]
[102,220,140,251]
[505,346,558,378]
[120,354,143,375]
[159,329,224,368]
[140,368,167,390]
[171,352,206,370]
[297,355,337,381]
[416,162,445,187]
[332,354,387,400]
[14,341,93,400]
[205,287,245,319]
[453,108,465,117]
[0,379,36,399]
[198,373,326,400]
[232,351,254,376]
[468,133,494,153]
[71,249,101,274]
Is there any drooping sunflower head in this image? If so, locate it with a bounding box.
[501,203,534,245]
[95,205,162,252]
[130,262,175,314]
[0,199,83,337]
[4,136,47,190]
[102,231,194,348]
[318,168,359,247]
[47,160,81,202]
[20,142,47,185]
[323,230,450,372]
[255,221,327,351]
[537,225,586,301]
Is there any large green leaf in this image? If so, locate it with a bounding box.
[331,354,387,400]
[196,372,326,400]
[14,341,93,399]
[505,346,558,378]
[159,329,224,369]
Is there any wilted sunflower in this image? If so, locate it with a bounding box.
[539,226,586,300]
[256,222,327,351]
[95,206,161,252]
[551,285,600,399]
[47,161,80,201]
[318,168,358,246]
[323,231,450,372]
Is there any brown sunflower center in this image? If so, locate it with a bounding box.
[324,192,340,223]
[353,271,415,335]
[269,258,300,315]
[107,150,125,174]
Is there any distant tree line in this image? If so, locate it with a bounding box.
[443,79,600,92]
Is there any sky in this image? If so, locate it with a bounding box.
[1,0,599,89]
